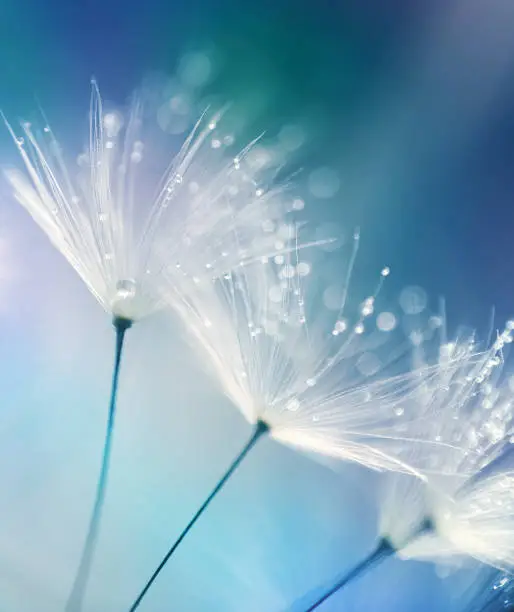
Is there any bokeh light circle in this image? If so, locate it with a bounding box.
[399,286,428,315]
[308,167,340,199]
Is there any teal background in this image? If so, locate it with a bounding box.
[1,0,514,610]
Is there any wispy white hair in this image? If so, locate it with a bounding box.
[2,81,293,321]
[163,230,486,476]
[380,322,514,571]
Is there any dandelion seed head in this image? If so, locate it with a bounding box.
[4,82,301,323]
[381,320,514,571]
[164,225,483,477]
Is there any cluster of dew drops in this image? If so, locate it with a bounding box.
[28,102,514,444]
[491,574,514,610]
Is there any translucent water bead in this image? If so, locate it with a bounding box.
[115,279,137,301]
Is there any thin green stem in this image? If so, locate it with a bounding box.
[128,420,269,611]
[65,316,132,612]
[298,517,434,612]
[303,538,394,612]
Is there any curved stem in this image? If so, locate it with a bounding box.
[298,517,435,612]
[128,420,269,612]
[65,316,132,612]
[302,538,394,612]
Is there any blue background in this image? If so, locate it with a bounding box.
[1,0,514,610]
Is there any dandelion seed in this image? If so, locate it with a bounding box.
[3,81,301,612]
[298,322,514,610]
[129,235,477,609]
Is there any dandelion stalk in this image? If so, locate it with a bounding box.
[129,419,269,611]
[65,316,132,612]
[301,538,394,612]
[298,518,434,612]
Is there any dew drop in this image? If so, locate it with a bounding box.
[103,112,123,137]
[116,278,137,300]
[286,398,300,412]
[334,319,347,333]
[361,301,374,317]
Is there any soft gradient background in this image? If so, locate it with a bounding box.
[1,0,514,610]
